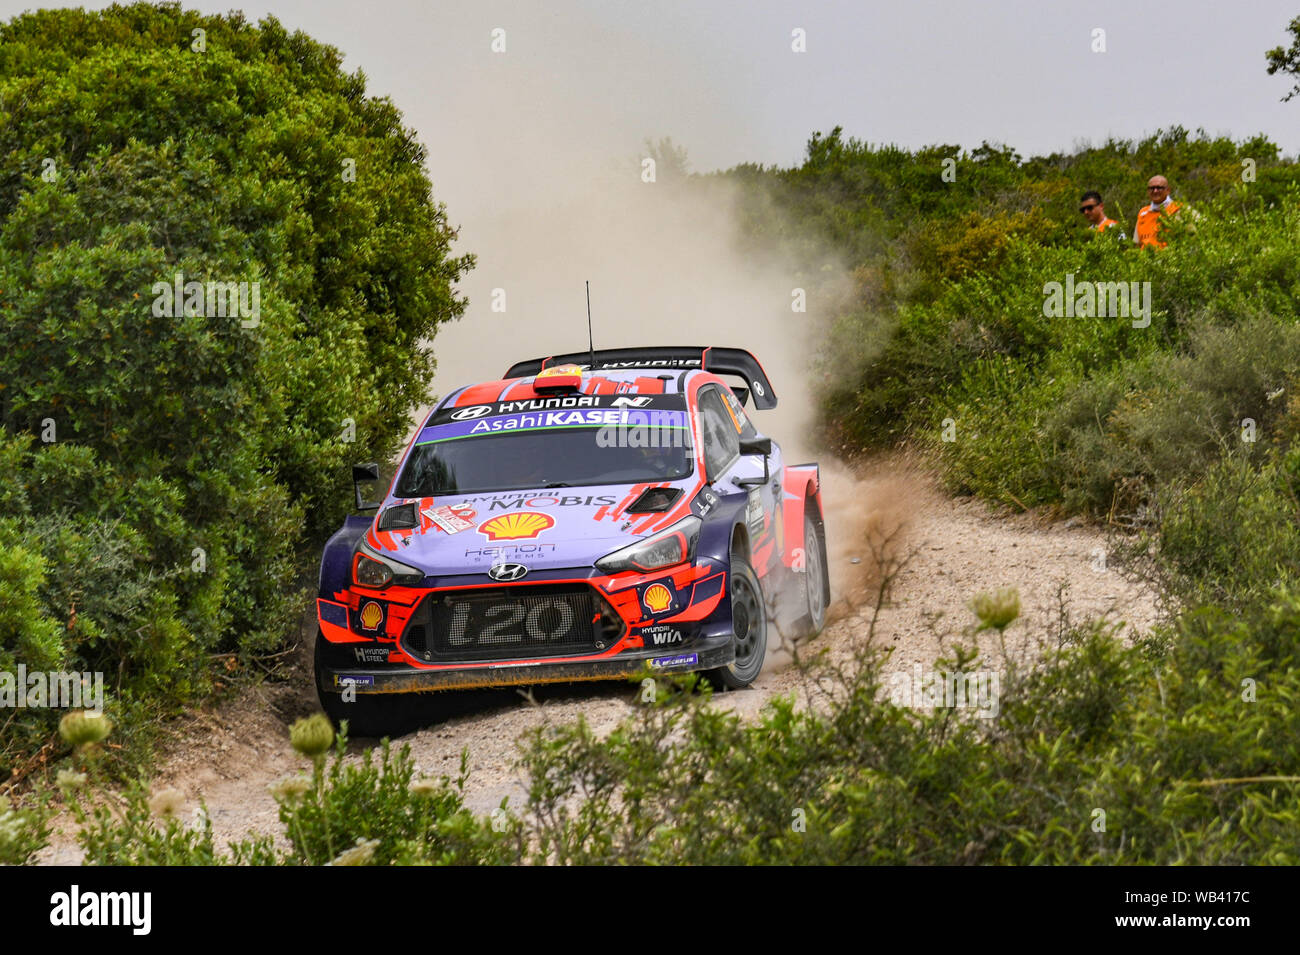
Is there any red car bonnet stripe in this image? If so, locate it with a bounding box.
[454,381,508,406]
[501,378,535,400]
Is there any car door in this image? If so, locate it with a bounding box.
[697,384,783,576]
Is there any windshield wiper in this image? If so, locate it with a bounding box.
[544,482,573,488]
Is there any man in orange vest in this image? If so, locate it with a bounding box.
[1134,176,1182,249]
[1079,191,1125,239]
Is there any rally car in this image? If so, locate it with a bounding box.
[314,346,829,735]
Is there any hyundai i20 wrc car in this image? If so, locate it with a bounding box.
[314,346,829,736]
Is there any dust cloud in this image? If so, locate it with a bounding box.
[415,38,906,610]
[426,169,840,460]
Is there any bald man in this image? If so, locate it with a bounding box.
[1134,175,1182,249]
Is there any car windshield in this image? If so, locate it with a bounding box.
[395,413,694,497]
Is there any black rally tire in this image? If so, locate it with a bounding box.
[313,629,408,739]
[707,553,768,689]
[793,508,829,637]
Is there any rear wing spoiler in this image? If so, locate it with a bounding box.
[503,346,778,410]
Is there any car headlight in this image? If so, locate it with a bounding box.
[595,516,702,574]
[353,547,425,589]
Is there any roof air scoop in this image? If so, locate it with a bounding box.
[532,364,584,394]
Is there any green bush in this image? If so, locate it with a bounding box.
[1142,449,1300,611]
[0,793,50,865]
[510,592,1300,864]
[276,735,516,866]
[0,2,471,776]
[735,126,1300,474]
[73,730,513,866]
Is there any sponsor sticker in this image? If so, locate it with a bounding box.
[485,494,616,511]
[417,409,690,444]
[478,511,556,541]
[358,601,384,632]
[465,543,556,558]
[334,674,375,687]
[353,646,390,663]
[643,583,673,615]
[449,405,493,420]
[423,504,475,534]
[746,489,765,536]
[692,487,719,517]
[641,624,684,646]
[595,358,701,369]
[429,394,684,426]
[724,390,754,434]
[650,653,698,669]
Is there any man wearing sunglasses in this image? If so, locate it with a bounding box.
[1134,175,1183,249]
[1079,191,1124,239]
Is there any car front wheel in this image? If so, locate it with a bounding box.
[708,553,767,689]
[313,630,408,739]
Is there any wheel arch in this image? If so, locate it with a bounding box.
[319,515,372,598]
[730,522,751,561]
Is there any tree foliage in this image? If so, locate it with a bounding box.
[1265,15,1300,101]
[0,2,471,776]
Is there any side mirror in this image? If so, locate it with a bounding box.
[735,437,772,486]
[353,462,381,511]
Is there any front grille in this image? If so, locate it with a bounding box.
[401,584,624,662]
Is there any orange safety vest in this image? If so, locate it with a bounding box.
[1091,217,1119,233]
[1135,200,1181,249]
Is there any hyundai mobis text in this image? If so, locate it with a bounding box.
[314,346,828,735]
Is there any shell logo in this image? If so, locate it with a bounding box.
[478,511,556,541]
[643,583,673,614]
[358,601,384,631]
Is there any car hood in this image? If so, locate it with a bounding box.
[363,481,700,575]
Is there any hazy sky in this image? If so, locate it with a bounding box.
[5,1,1298,205]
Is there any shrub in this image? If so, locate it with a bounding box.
[0,2,472,775]
[73,729,514,866]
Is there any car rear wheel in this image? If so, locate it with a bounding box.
[793,509,829,637]
[707,552,767,689]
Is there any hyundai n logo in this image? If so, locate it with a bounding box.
[450,404,493,420]
[487,562,529,581]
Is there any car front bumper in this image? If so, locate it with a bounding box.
[318,630,735,694]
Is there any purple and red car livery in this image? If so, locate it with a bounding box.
[314,346,829,734]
